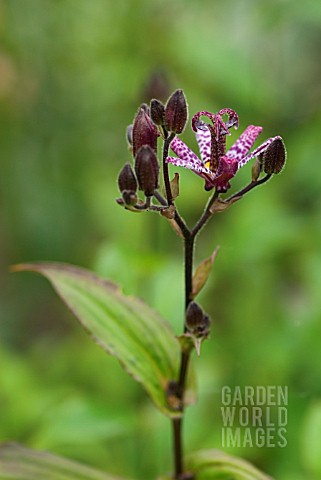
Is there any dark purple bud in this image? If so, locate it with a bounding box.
[185,301,211,337]
[165,89,188,134]
[263,137,286,174]
[150,98,165,126]
[143,69,170,102]
[126,125,133,147]
[185,301,203,332]
[135,145,159,196]
[118,163,137,193]
[132,106,159,156]
[122,190,137,206]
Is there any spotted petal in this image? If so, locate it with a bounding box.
[166,137,215,189]
[166,155,211,176]
[226,125,263,165]
[242,135,283,165]
[195,128,211,163]
[169,137,201,167]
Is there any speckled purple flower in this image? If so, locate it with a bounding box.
[166,108,282,192]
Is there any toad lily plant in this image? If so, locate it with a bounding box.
[6,89,286,480]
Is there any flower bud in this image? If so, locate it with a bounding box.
[118,163,137,193]
[150,98,165,126]
[132,106,158,156]
[263,137,286,175]
[122,190,137,206]
[165,89,188,134]
[185,301,203,332]
[134,145,159,196]
[185,301,210,336]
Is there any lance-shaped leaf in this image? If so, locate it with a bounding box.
[0,443,127,480]
[187,449,273,480]
[192,247,219,298]
[13,263,184,418]
[170,173,180,200]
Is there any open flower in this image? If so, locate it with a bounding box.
[166,108,283,192]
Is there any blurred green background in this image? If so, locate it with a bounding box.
[1,0,321,479]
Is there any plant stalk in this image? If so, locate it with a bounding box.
[173,418,183,479]
[172,231,195,479]
[163,133,176,206]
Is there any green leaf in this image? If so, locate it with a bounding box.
[0,444,127,480]
[13,263,182,418]
[170,172,180,200]
[187,449,273,480]
[192,247,219,299]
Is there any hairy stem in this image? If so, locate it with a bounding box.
[226,174,272,201]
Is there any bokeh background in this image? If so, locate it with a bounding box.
[1,0,321,479]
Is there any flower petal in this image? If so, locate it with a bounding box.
[196,128,211,163]
[170,137,201,165]
[167,136,216,190]
[166,156,216,190]
[226,125,263,164]
[166,156,211,175]
[241,135,283,166]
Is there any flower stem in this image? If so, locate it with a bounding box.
[226,174,272,202]
[171,231,195,479]
[163,133,176,206]
[192,189,219,237]
[173,418,183,478]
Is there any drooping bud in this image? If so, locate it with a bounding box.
[164,89,188,134]
[122,190,137,206]
[150,98,165,126]
[132,106,159,156]
[185,302,211,356]
[118,163,137,193]
[135,145,159,196]
[262,137,286,174]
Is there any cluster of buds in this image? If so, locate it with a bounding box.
[116,90,187,211]
[117,88,286,214]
